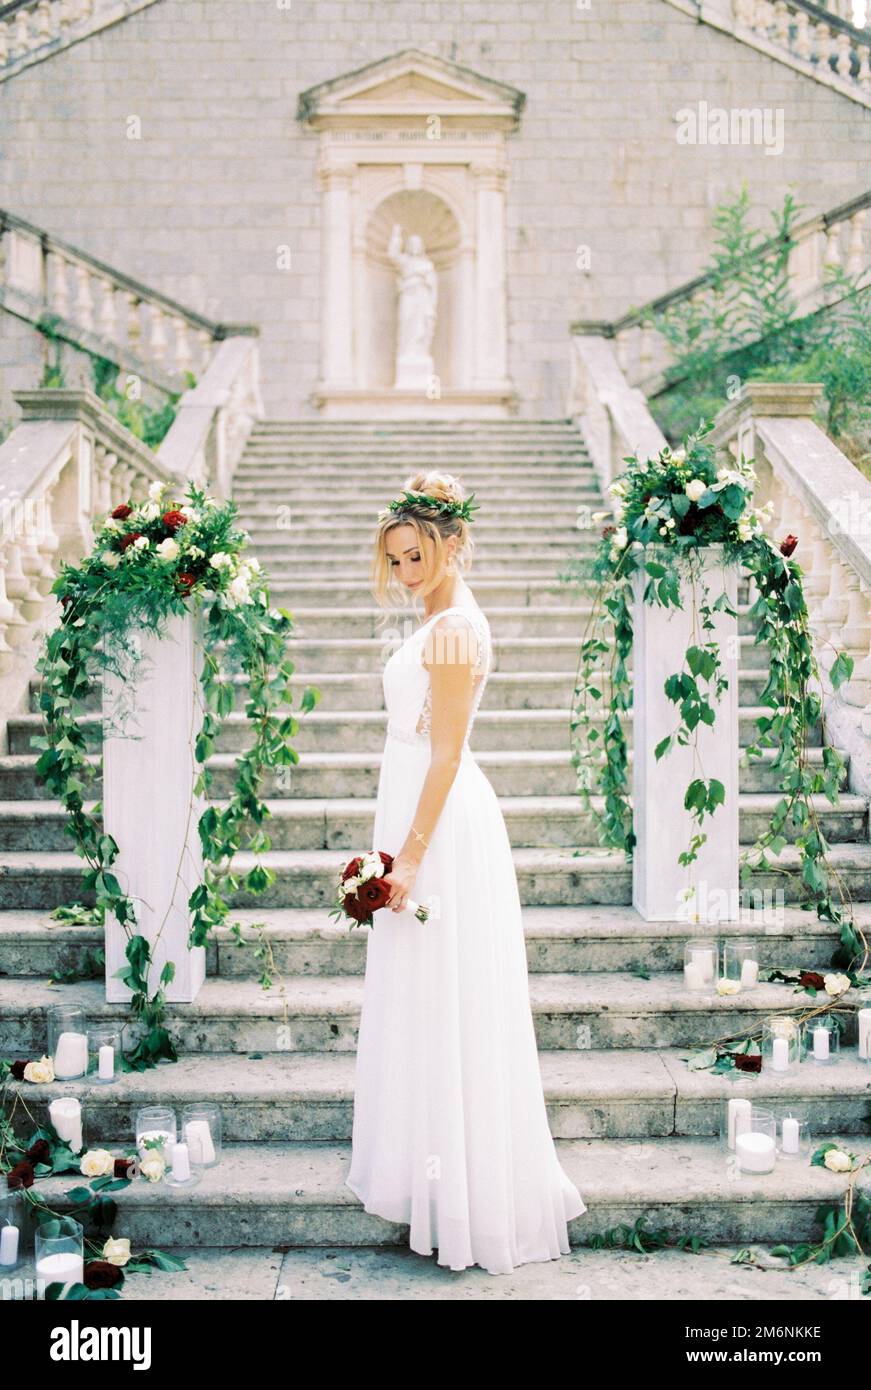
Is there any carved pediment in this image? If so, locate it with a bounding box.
[298,48,525,131]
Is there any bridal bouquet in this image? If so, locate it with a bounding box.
[330,851,429,928]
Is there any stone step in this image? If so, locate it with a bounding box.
[0,789,861,856]
[238,515,603,538]
[1,973,864,1054]
[0,743,846,800]
[7,1048,869,1144]
[28,665,770,714]
[235,496,601,518]
[0,903,857,979]
[238,443,591,458]
[10,703,821,755]
[26,1135,862,1249]
[1,840,869,911]
[246,540,590,562]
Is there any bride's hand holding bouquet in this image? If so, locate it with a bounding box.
[330,850,430,929]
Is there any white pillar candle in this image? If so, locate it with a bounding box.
[684,962,705,991]
[53,1030,88,1079]
[36,1250,84,1296]
[771,1036,790,1071]
[727,1098,752,1150]
[691,948,715,982]
[740,958,759,987]
[48,1097,83,1154]
[735,1131,776,1173]
[813,1025,830,1061]
[184,1119,215,1165]
[98,1044,114,1080]
[171,1141,191,1182]
[0,1224,19,1267]
[857,1009,871,1060]
[781,1117,800,1154]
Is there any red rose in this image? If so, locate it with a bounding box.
[26,1138,50,1165]
[734,1053,762,1074]
[344,894,374,923]
[176,572,196,593]
[83,1260,124,1290]
[7,1160,35,1190]
[113,1156,137,1180]
[799,970,826,991]
[9,1060,28,1080]
[111,504,133,520]
[119,532,141,552]
[342,856,364,884]
[780,534,798,557]
[360,877,392,912]
[162,509,188,533]
[602,525,615,539]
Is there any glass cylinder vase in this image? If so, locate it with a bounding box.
[859,1008,871,1064]
[778,1113,812,1161]
[761,1016,801,1074]
[35,1218,84,1298]
[88,1025,123,1084]
[134,1105,177,1163]
[0,1190,24,1273]
[722,939,760,990]
[181,1104,222,1168]
[47,1005,88,1080]
[735,1107,777,1174]
[683,938,718,992]
[801,1016,840,1066]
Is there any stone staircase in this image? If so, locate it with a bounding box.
[1,418,870,1254]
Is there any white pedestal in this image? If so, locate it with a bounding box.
[102,609,206,1003]
[632,547,740,923]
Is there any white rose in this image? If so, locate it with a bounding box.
[138,502,160,523]
[186,545,205,560]
[209,552,233,571]
[183,507,200,524]
[824,973,851,997]
[102,517,121,533]
[228,576,252,606]
[631,541,644,551]
[685,479,708,502]
[101,550,121,569]
[156,538,179,562]
[716,978,740,996]
[23,1054,54,1084]
[670,447,687,464]
[133,536,150,551]
[102,1237,131,1267]
[80,1148,116,1177]
[140,1154,166,1183]
[612,527,628,549]
[342,876,360,895]
[359,854,383,881]
[148,480,166,502]
[823,1148,852,1173]
[607,481,626,497]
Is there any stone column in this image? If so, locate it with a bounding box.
[472,162,509,389]
[319,161,355,390]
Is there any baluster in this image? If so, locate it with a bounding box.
[843,580,871,707]
[73,262,95,332]
[814,21,833,69]
[858,46,871,86]
[0,544,23,667]
[794,10,812,58]
[195,329,213,375]
[5,538,43,622]
[841,571,871,670]
[0,20,8,65]
[754,0,772,32]
[818,555,850,638]
[172,317,194,376]
[846,208,867,275]
[35,2,53,44]
[94,444,114,516]
[638,323,654,379]
[111,462,134,507]
[824,222,842,269]
[615,332,629,376]
[773,0,790,44]
[733,0,756,25]
[14,11,31,58]
[835,31,853,76]
[47,250,70,318]
[33,490,60,594]
[97,276,119,344]
[124,293,143,359]
[147,304,168,366]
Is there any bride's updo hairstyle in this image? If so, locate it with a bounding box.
[372,470,475,607]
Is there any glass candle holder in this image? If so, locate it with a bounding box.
[0,1190,24,1273]
[35,1218,84,1298]
[88,1025,122,1084]
[48,1095,84,1155]
[856,1008,871,1064]
[722,939,760,990]
[777,1113,812,1161]
[47,1005,88,1080]
[134,1106,177,1163]
[801,1016,840,1066]
[683,938,718,992]
[761,1016,800,1074]
[735,1107,777,1174]
[181,1104,222,1168]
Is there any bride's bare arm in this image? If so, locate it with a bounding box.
[383,614,479,913]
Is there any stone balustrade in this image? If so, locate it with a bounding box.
[0,0,161,81]
[567,333,667,493]
[572,191,870,392]
[0,208,257,396]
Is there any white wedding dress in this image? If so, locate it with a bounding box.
[345,598,587,1275]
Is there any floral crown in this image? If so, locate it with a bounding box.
[377,489,480,524]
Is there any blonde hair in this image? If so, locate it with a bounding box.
[371,470,475,607]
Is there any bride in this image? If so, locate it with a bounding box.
[345,471,587,1275]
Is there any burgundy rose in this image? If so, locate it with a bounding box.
[176,572,196,594]
[118,532,142,553]
[734,1053,763,1074]
[9,1059,28,1080]
[83,1260,124,1290]
[602,525,616,539]
[780,534,798,557]
[799,970,826,992]
[6,1160,35,1190]
[113,1156,137,1180]
[111,504,133,521]
[26,1138,50,1165]
[161,509,188,533]
[359,877,392,913]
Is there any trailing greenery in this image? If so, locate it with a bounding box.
[91,354,187,448]
[33,480,318,1069]
[563,422,865,961]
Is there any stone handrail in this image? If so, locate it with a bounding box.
[572,190,870,391]
[711,380,871,795]
[567,333,667,493]
[0,208,257,395]
[0,0,161,82]
[663,0,870,106]
[157,335,263,502]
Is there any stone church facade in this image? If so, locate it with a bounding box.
[1,0,869,417]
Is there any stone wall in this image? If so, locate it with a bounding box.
[1,0,869,418]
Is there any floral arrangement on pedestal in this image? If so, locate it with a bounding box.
[566,421,865,972]
[33,480,318,1069]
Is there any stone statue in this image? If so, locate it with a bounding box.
[387,223,437,389]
